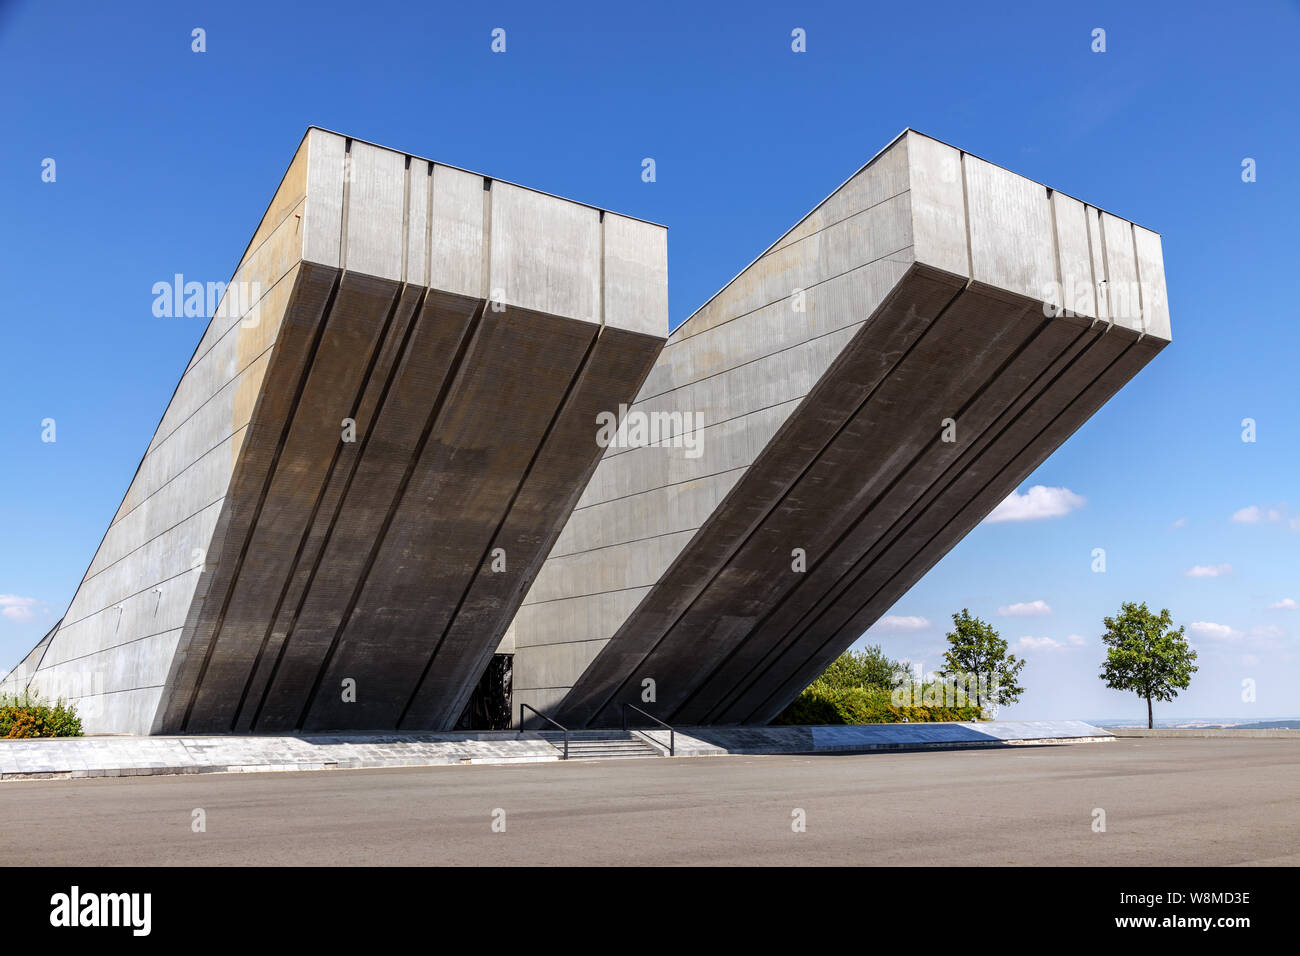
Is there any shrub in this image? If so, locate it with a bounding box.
[773,685,983,725]
[0,690,84,738]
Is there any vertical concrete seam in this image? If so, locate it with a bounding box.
[1083,205,1100,322]
[1047,189,1062,317]
[598,209,606,328]
[1097,210,1113,326]
[400,156,411,285]
[960,152,974,280]
[480,177,494,304]
[339,139,352,272]
[424,163,434,289]
[1129,221,1146,335]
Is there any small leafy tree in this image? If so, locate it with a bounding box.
[1099,602,1197,729]
[939,609,1025,712]
[812,645,911,692]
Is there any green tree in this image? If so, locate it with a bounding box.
[939,609,1025,711]
[812,645,911,692]
[1099,601,1198,729]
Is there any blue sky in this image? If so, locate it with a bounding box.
[1,1,1296,723]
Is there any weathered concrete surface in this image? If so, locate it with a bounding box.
[2,128,668,735]
[513,129,1170,728]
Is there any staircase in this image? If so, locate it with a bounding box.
[538,729,664,760]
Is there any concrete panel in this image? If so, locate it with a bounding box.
[603,214,669,337]
[906,131,967,279]
[1133,226,1171,341]
[489,181,600,323]
[429,164,485,299]
[303,129,345,269]
[344,141,406,280]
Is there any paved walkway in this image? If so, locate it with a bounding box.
[0,721,1111,779]
[2,738,1295,865]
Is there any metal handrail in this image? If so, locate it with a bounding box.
[520,703,569,759]
[621,703,675,756]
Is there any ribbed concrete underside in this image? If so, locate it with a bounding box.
[159,266,663,733]
[558,265,1163,727]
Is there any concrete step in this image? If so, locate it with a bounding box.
[537,730,663,759]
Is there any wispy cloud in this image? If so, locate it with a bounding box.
[984,486,1085,523]
[1170,517,1187,529]
[1067,634,1087,646]
[872,615,930,633]
[998,600,1052,617]
[1268,598,1297,610]
[0,594,37,623]
[1184,563,1232,578]
[1189,621,1238,641]
[1232,503,1299,530]
[1014,636,1064,652]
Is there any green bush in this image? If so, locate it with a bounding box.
[0,690,84,738]
[773,685,983,725]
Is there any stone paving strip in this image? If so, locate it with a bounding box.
[0,721,1114,780]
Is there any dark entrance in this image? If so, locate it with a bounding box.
[454,654,513,730]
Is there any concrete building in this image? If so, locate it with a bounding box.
[0,128,668,735]
[4,128,1168,736]
[510,129,1169,727]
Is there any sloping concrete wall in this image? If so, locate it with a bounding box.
[512,130,1169,727]
[5,129,667,735]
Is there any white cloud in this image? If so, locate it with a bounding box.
[1250,625,1285,641]
[1067,634,1087,646]
[998,600,1052,617]
[1232,504,1299,530]
[1170,517,1187,529]
[1268,598,1297,610]
[1014,636,1064,652]
[1184,564,1232,578]
[872,615,930,633]
[0,595,37,623]
[1189,621,1239,641]
[984,486,1085,523]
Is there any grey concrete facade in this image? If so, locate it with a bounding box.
[0,128,668,735]
[511,130,1170,728]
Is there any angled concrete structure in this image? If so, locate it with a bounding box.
[6,127,1168,737]
[1,128,668,735]
[511,130,1169,727]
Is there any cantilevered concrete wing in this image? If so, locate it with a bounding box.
[512,130,1169,728]
[1,129,667,735]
